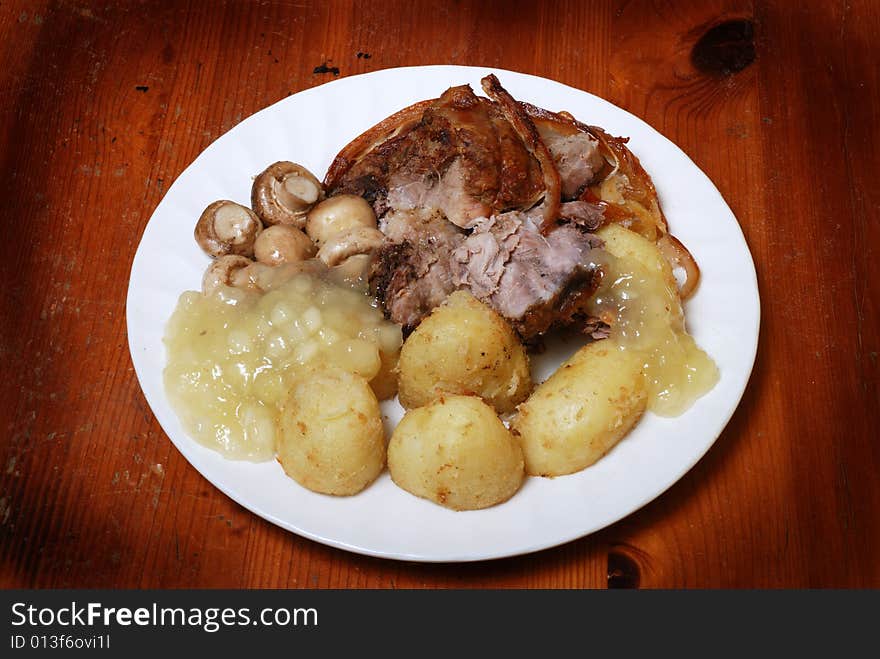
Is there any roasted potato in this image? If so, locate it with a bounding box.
[511,341,647,477]
[388,395,524,510]
[277,369,385,495]
[397,291,531,413]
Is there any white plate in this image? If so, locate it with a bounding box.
[127,65,759,562]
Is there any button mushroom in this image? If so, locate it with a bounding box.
[254,225,317,266]
[202,255,253,295]
[317,227,384,267]
[330,253,373,284]
[306,194,377,246]
[195,201,262,258]
[239,259,326,293]
[251,161,323,228]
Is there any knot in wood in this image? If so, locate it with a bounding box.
[691,19,756,76]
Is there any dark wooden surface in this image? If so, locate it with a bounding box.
[1,0,877,588]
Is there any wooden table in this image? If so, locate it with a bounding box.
[1,0,877,589]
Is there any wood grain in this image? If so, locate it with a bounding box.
[0,0,877,588]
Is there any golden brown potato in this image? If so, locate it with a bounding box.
[511,341,647,477]
[388,395,524,510]
[277,369,385,495]
[397,291,531,413]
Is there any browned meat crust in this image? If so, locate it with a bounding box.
[480,74,561,233]
[324,75,670,342]
[326,85,545,225]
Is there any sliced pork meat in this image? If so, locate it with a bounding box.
[327,74,623,341]
[540,129,604,199]
[523,102,607,200]
[558,200,605,231]
[371,208,465,330]
[329,84,545,230]
[479,74,560,232]
[452,212,604,339]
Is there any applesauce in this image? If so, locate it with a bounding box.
[163,272,402,461]
[589,249,719,417]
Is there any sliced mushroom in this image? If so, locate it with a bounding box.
[195,201,262,258]
[251,162,323,228]
[202,255,253,295]
[254,225,317,266]
[306,194,377,246]
[317,227,384,267]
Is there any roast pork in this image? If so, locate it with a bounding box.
[324,75,643,342]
